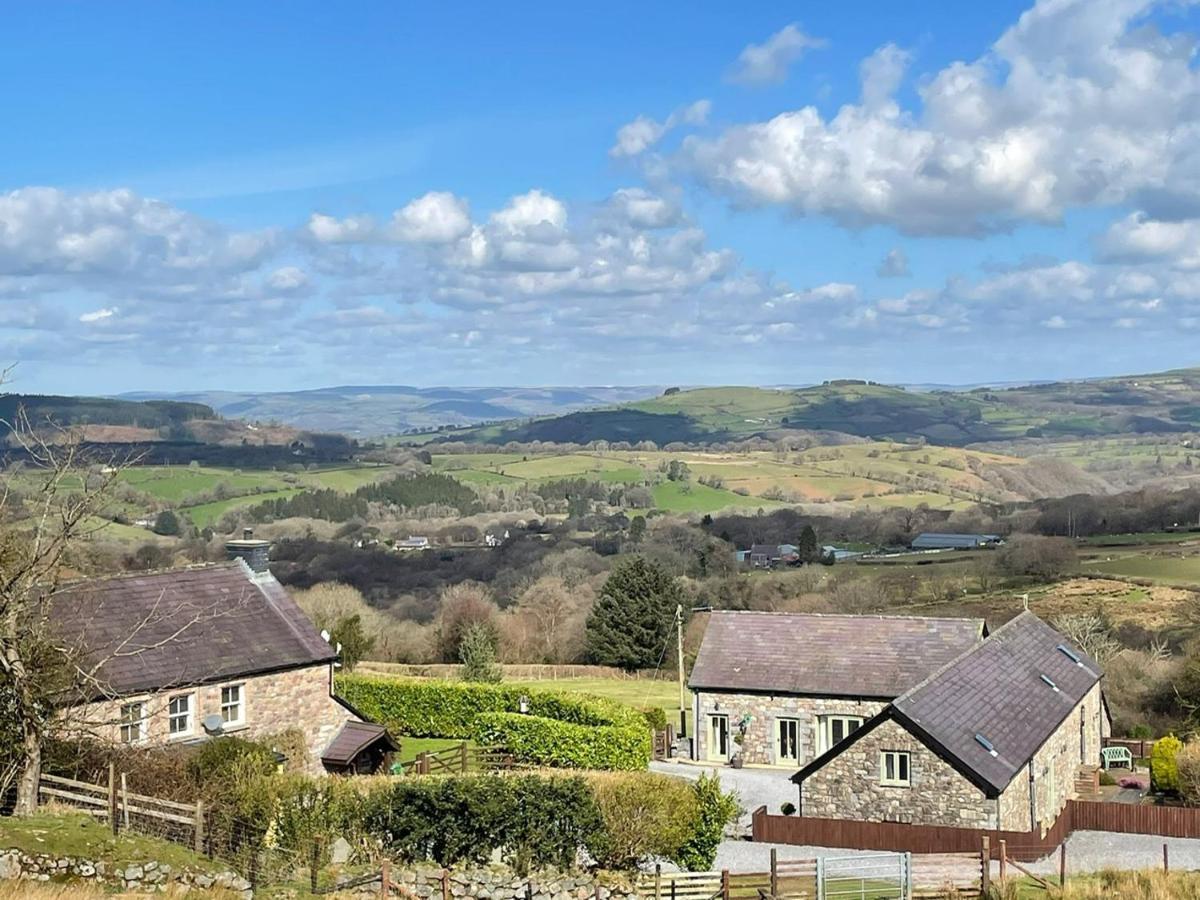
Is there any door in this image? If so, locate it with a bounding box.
[777,718,800,764]
[707,714,730,761]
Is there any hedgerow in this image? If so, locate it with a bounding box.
[336,675,652,769]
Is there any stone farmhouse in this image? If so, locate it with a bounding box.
[792,612,1107,834]
[53,533,396,775]
[688,611,987,767]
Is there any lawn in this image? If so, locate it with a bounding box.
[652,481,789,514]
[508,676,693,734]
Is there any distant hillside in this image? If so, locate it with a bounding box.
[120,384,664,436]
[438,368,1200,447]
[0,394,214,440]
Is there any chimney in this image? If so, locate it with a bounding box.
[225,527,271,574]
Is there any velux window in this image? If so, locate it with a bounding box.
[880,750,911,787]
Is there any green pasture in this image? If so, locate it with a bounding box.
[118,466,289,502]
[652,481,787,514]
[184,488,304,528]
[1080,553,1200,585]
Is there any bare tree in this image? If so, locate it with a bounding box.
[0,407,129,814]
[1052,613,1121,663]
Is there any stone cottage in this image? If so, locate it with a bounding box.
[54,533,396,774]
[688,611,986,766]
[792,611,1107,834]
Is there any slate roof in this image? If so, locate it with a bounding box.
[911,533,1001,549]
[321,721,399,767]
[689,611,986,699]
[890,610,1101,794]
[53,560,336,700]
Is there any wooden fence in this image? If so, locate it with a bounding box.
[1104,736,1158,759]
[409,743,518,775]
[38,764,205,852]
[752,798,1200,861]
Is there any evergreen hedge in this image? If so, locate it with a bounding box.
[336,676,652,770]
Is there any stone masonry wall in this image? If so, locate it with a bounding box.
[0,849,251,898]
[998,682,1105,833]
[693,690,886,766]
[74,663,354,774]
[801,718,996,828]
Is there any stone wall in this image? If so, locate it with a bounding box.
[347,865,637,900]
[693,690,886,767]
[0,848,251,897]
[74,662,355,774]
[800,718,997,828]
[998,682,1105,833]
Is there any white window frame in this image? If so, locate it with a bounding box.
[220,683,246,728]
[776,717,800,764]
[816,714,863,755]
[119,700,147,744]
[880,750,911,787]
[707,714,730,761]
[168,692,194,738]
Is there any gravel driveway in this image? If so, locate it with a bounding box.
[650,762,1200,876]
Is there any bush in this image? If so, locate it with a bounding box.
[676,773,741,871]
[780,802,796,816]
[1151,734,1183,794]
[1130,724,1154,739]
[586,772,695,869]
[336,676,652,770]
[474,712,650,770]
[1176,743,1200,807]
[640,706,668,732]
[362,774,604,872]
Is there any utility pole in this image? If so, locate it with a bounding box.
[676,604,687,738]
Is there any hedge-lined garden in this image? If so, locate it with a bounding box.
[337,676,653,770]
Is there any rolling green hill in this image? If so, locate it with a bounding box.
[437,369,1200,447]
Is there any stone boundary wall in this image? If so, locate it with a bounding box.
[0,848,252,897]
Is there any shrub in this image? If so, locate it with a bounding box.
[460,622,502,683]
[1176,743,1200,807]
[586,772,695,870]
[1130,723,1154,739]
[474,712,651,770]
[1151,734,1183,794]
[780,801,797,816]
[336,676,652,770]
[640,706,668,732]
[676,773,741,871]
[361,774,604,872]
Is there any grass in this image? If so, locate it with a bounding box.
[182,488,303,528]
[651,481,789,514]
[394,736,472,765]
[996,869,1200,899]
[118,466,290,502]
[507,676,693,733]
[1081,554,1200,585]
[0,811,221,873]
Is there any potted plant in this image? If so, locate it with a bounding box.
[730,732,745,768]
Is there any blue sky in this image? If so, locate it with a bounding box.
[2,0,1199,393]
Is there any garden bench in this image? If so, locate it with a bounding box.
[1102,746,1134,770]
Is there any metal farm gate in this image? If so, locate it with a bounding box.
[817,853,911,900]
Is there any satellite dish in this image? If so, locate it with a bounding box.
[202,714,225,736]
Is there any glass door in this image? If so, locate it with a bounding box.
[708,714,730,761]
[777,718,800,764]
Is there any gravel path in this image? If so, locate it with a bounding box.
[649,760,795,829]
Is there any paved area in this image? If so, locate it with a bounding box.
[650,760,795,828]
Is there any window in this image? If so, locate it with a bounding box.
[168,693,192,736]
[220,684,244,726]
[119,702,146,744]
[707,714,730,761]
[776,718,800,763]
[816,715,863,754]
[880,750,911,786]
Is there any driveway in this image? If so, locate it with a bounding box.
[650,760,796,829]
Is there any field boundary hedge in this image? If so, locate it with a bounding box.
[336,676,651,770]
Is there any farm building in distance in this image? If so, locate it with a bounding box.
[910,532,1002,550]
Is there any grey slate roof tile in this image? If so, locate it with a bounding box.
[689,611,985,699]
[892,611,1102,793]
[53,560,336,699]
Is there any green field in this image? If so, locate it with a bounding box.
[183,488,305,528]
[1080,553,1200,585]
[118,466,292,502]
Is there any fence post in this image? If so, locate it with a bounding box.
[417,752,429,776]
[721,869,730,900]
[107,762,118,836]
[815,858,825,900]
[1059,843,1067,888]
[461,741,469,774]
[903,852,912,900]
[770,848,778,899]
[981,836,990,895]
[654,864,662,900]
[380,858,391,898]
[193,800,206,855]
[442,868,450,900]
[120,773,130,831]
[1164,843,1169,873]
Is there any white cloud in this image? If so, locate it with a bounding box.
[681,0,1200,234]
[1042,315,1067,329]
[304,212,376,244]
[610,99,711,158]
[267,266,310,292]
[728,24,827,86]
[390,191,472,243]
[1097,213,1200,269]
[79,306,117,323]
[490,190,568,236]
[876,248,910,278]
[606,188,681,229]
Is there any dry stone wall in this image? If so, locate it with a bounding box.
[0,848,251,897]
